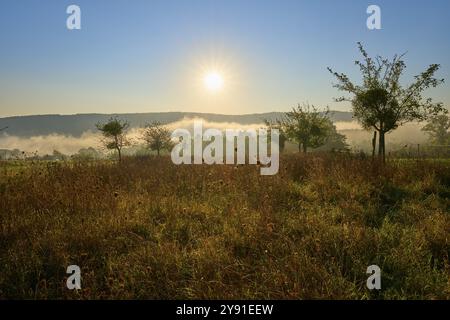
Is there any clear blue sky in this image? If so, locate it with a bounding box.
[0,0,449,116]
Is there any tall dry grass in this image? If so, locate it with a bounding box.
[0,154,449,299]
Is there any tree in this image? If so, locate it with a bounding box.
[282,104,331,153]
[141,121,173,156]
[317,124,349,152]
[52,150,67,161]
[422,114,450,145]
[96,117,130,162]
[371,131,377,159]
[328,42,446,162]
[73,147,103,161]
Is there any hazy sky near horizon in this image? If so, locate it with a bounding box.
[0,0,449,117]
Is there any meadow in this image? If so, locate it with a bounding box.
[0,154,449,299]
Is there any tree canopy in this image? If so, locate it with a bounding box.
[422,114,450,145]
[96,117,130,162]
[141,121,173,156]
[328,42,446,161]
[282,104,332,153]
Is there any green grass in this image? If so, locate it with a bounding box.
[0,154,449,299]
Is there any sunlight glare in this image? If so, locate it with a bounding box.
[203,72,224,92]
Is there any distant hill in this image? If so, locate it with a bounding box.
[0,111,353,137]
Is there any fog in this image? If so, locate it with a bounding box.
[0,117,429,155]
[340,121,428,152]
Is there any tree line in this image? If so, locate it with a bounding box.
[96,119,173,162]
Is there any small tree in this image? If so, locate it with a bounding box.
[422,114,450,145]
[328,42,446,162]
[52,150,67,161]
[141,121,172,156]
[282,104,331,153]
[319,124,349,152]
[73,147,102,161]
[96,117,130,162]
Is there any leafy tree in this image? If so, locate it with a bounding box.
[422,114,450,145]
[96,117,130,162]
[316,124,349,152]
[141,121,173,156]
[328,42,446,162]
[282,104,331,153]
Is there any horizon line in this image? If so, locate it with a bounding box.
[0,109,352,120]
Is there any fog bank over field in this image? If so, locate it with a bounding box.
[341,122,429,152]
[0,118,428,155]
[0,131,101,155]
[0,118,267,155]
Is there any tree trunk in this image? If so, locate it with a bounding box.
[371,131,377,159]
[303,144,307,153]
[117,148,122,162]
[378,131,385,163]
[157,148,160,156]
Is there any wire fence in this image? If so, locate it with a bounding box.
[388,144,450,160]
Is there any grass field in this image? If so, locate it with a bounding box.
[0,154,449,299]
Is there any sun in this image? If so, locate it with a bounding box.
[203,71,224,92]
